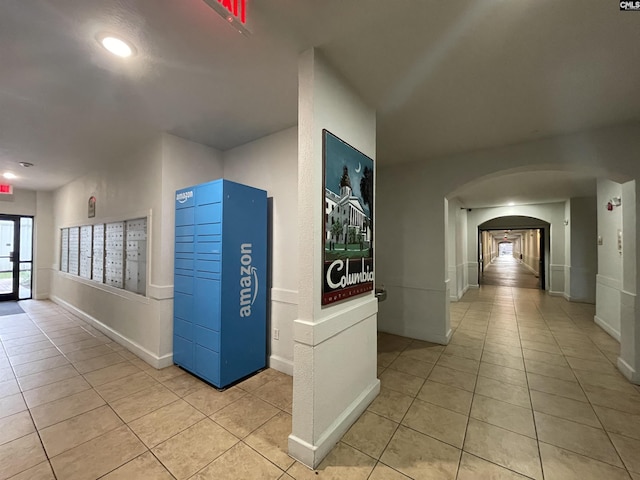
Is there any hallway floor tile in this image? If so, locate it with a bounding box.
[0,288,638,479]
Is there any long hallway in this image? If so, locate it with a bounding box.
[481,255,540,289]
[1,289,640,479]
[370,286,640,480]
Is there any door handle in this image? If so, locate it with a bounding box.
[9,251,14,262]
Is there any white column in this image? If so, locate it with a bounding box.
[619,180,639,383]
[289,48,379,467]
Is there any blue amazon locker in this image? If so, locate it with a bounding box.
[173,179,267,388]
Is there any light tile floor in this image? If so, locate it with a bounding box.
[1,288,640,479]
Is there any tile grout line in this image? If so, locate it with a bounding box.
[365,335,435,480]
[455,291,490,480]
[541,300,631,475]
[462,287,543,480]
[0,307,60,479]
[521,294,545,480]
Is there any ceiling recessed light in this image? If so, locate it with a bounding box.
[508,202,515,206]
[97,34,136,58]
[3,172,16,180]
[19,162,33,168]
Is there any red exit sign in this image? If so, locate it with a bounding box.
[217,0,246,24]
[0,184,13,195]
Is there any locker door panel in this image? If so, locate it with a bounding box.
[194,279,221,331]
[175,207,194,226]
[173,335,194,370]
[195,224,221,236]
[174,274,194,294]
[196,182,222,205]
[174,258,194,272]
[174,318,193,340]
[195,203,222,224]
[195,241,222,254]
[195,260,221,273]
[174,293,194,321]
[176,225,195,236]
[195,345,220,385]
[194,325,220,352]
[175,242,194,254]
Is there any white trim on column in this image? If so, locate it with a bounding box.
[594,315,621,342]
[288,378,380,467]
[269,355,293,375]
[617,357,639,384]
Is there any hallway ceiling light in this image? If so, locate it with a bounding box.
[508,202,515,206]
[97,34,136,58]
[3,172,16,179]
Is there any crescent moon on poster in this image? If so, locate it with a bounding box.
[355,162,361,173]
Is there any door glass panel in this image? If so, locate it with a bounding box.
[0,220,14,295]
[19,217,33,262]
[19,263,31,300]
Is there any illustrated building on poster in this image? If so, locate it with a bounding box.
[322,130,374,305]
[325,166,371,246]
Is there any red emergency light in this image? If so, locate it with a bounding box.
[203,0,250,36]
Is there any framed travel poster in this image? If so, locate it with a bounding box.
[322,129,374,305]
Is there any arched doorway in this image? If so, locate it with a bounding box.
[477,216,552,291]
[377,126,640,384]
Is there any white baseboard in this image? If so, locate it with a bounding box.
[548,291,565,297]
[594,315,621,342]
[50,295,172,369]
[450,285,470,302]
[289,379,380,468]
[269,354,293,376]
[444,327,453,345]
[617,357,639,384]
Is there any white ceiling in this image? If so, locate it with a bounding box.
[1,0,639,192]
[452,170,598,208]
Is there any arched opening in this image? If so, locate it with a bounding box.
[441,164,638,383]
[478,216,552,290]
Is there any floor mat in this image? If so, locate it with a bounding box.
[0,302,24,316]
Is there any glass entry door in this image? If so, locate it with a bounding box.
[0,215,33,301]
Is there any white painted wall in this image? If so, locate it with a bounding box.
[158,134,224,287]
[289,48,379,468]
[222,126,298,374]
[35,191,54,300]
[619,180,637,380]
[447,198,468,301]
[569,196,597,303]
[377,168,450,343]
[596,180,623,339]
[51,138,166,364]
[522,229,540,275]
[0,188,37,215]
[50,134,223,367]
[564,200,571,296]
